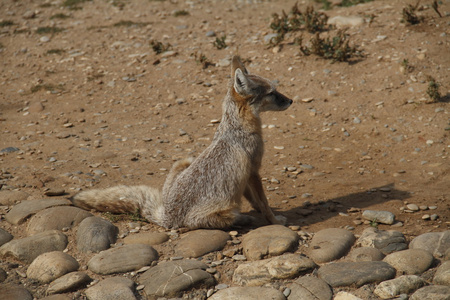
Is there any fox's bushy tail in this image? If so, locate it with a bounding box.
[71,185,164,224]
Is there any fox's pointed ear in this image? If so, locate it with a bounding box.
[234,68,251,95]
[231,56,248,76]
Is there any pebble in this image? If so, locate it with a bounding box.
[206,31,216,37]
[347,247,385,262]
[0,146,20,154]
[242,225,299,260]
[288,276,333,300]
[27,206,92,235]
[362,210,395,225]
[307,228,355,263]
[0,230,68,263]
[85,277,136,300]
[318,261,395,287]
[76,216,118,253]
[5,198,72,225]
[374,275,426,299]
[410,285,450,300]
[233,253,316,286]
[40,36,50,43]
[174,229,230,258]
[139,259,214,297]
[0,228,13,246]
[0,284,33,300]
[327,16,364,28]
[88,244,158,275]
[209,287,286,300]
[383,249,434,275]
[47,271,92,295]
[433,261,450,286]
[356,227,407,255]
[123,232,169,246]
[409,231,450,258]
[27,251,79,283]
[406,204,419,211]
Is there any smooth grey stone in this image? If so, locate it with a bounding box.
[0,146,20,153]
[76,216,118,253]
[209,286,286,300]
[308,228,355,263]
[433,261,450,286]
[5,199,71,224]
[0,284,33,300]
[139,259,214,297]
[27,251,79,283]
[356,227,407,255]
[88,244,158,275]
[85,277,136,300]
[233,253,316,286]
[409,231,450,258]
[318,261,396,287]
[0,268,7,283]
[347,247,385,262]
[362,210,395,225]
[242,225,299,261]
[123,232,169,246]
[174,229,230,258]
[410,285,450,300]
[27,206,92,234]
[288,276,332,300]
[47,271,91,294]
[0,228,13,246]
[383,249,434,275]
[374,275,426,299]
[0,230,68,263]
[334,292,363,300]
[0,190,29,205]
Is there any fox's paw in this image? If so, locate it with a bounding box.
[233,214,255,227]
[274,215,287,225]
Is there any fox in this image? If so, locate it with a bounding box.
[71,56,293,229]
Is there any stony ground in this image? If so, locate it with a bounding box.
[0,0,449,299]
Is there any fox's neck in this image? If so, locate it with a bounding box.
[218,89,262,135]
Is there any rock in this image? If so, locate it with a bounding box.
[47,271,91,294]
[85,277,136,300]
[123,232,169,246]
[139,259,214,297]
[328,16,364,28]
[333,291,363,300]
[374,275,426,299]
[5,199,71,225]
[76,216,118,253]
[0,268,7,283]
[40,295,72,300]
[233,253,316,286]
[0,230,68,263]
[362,210,395,225]
[307,228,355,263]
[242,225,299,260]
[0,284,33,300]
[288,276,332,300]
[174,229,230,258]
[28,101,45,113]
[0,190,29,205]
[209,286,286,300]
[406,204,419,211]
[410,285,450,300]
[383,249,434,275]
[409,231,450,258]
[27,251,79,283]
[347,247,385,262]
[0,146,20,154]
[88,244,158,275]
[318,261,395,287]
[27,206,92,234]
[356,227,407,255]
[433,261,450,285]
[0,228,13,246]
[263,33,279,44]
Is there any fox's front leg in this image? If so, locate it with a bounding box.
[244,173,287,225]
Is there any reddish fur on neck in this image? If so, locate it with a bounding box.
[231,88,262,133]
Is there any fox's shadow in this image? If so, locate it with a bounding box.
[242,183,410,230]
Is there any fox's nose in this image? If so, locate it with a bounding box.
[289,99,293,105]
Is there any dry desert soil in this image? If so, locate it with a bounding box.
[0,0,449,299]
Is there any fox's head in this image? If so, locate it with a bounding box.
[231,56,292,114]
